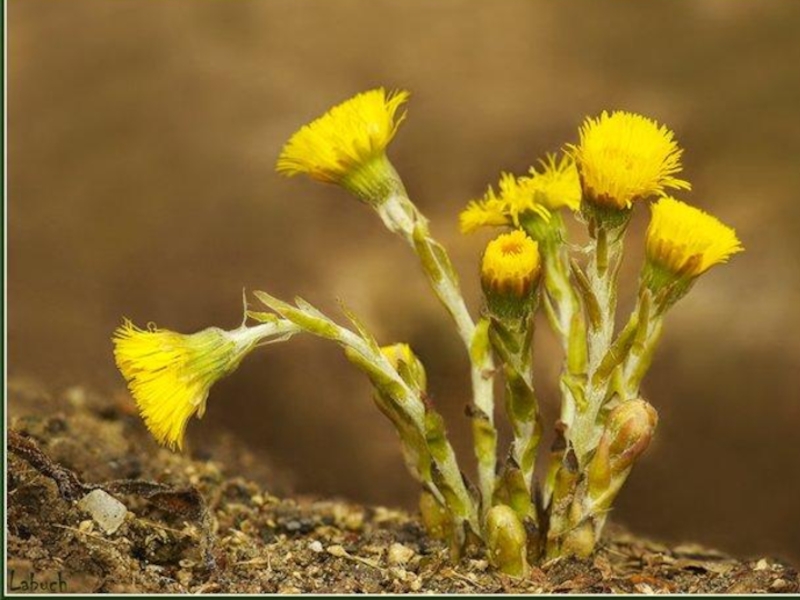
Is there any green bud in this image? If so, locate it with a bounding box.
[485,505,529,578]
[380,343,427,392]
[606,398,658,473]
[560,521,596,559]
[481,231,541,321]
[419,489,452,540]
[587,398,658,511]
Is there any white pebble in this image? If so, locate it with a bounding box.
[77,489,127,534]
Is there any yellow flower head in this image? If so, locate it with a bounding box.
[277,88,409,202]
[571,111,691,210]
[381,343,427,392]
[527,153,582,212]
[459,173,550,234]
[645,197,743,280]
[481,230,541,318]
[112,320,256,450]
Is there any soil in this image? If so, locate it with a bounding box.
[6,380,799,594]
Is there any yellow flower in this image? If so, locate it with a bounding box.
[527,153,582,212]
[112,320,257,450]
[459,173,550,234]
[571,111,691,210]
[460,197,512,234]
[645,197,743,279]
[277,88,409,202]
[481,230,541,318]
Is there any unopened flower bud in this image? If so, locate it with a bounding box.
[606,398,658,473]
[419,489,451,540]
[588,398,658,497]
[561,521,596,559]
[481,230,541,320]
[485,504,529,578]
[380,343,427,392]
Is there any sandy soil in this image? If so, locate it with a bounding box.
[6,380,798,594]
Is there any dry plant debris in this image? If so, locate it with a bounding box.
[5,380,797,593]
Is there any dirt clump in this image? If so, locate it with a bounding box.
[6,380,799,593]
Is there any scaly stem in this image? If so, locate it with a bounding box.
[231,320,301,347]
[525,218,588,509]
[506,332,540,494]
[541,228,588,431]
[489,316,542,521]
[568,224,626,466]
[545,221,628,560]
[376,192,497,522]
[255,292,481,539]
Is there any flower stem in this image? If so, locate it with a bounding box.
[569,224,626,466]
[545,221,628,559]
[489,316,542,529]
[622,302,665,398]
[375,192,497,523]
[255,292,481,539]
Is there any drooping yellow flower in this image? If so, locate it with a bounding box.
[459,173,550,234]
[277,88,409,202]
[527,153,582,212]
[112,320,258,450]
[571,111,691,210]
[481,231,541,318]
[645,197,743,279]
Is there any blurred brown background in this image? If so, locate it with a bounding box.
[9,0,800,565]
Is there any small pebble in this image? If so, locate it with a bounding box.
[309,540,323,553]
[387,542,415,565]
[327,544,348,558]
[285,520,302,532]
[755,558,770,571]
[77,490,127,534]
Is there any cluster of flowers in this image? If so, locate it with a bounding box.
[113,89,742,575]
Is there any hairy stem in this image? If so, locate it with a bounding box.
[568,225,626,466]
[376,193,497,521]
[254,292,481,538]
[489,317,542,530]
[545,221,628,559]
